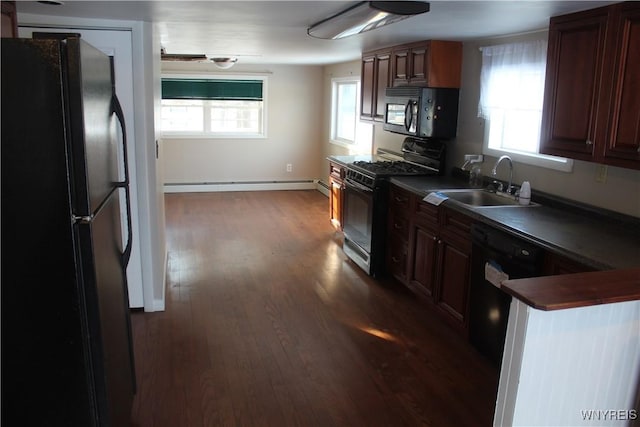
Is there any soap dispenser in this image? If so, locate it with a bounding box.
[519,181,531,205]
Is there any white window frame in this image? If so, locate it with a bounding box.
[479,41,573,172]
[329,77,373,154]
[161,73,268,139]
[330,77,360,146]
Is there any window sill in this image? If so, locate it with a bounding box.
[330,138,356,149]
[161,132,267,140]
[483,145,573,173]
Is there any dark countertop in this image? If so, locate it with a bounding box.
[390,175,640,271]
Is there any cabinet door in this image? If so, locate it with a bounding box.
[436,238,471,327]
[540,8,611,161]
[1,1,17,38]
[408,46,428,86]
[329,162,345,230]
[391,48,409,86]
[602,3,640,168]
[374,52,391,121]
[360,55,375,120]
[408,224,438,299]
[329,178,343,230]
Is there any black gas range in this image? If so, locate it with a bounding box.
[342,138,445,276]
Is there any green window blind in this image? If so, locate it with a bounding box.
[162,79,263,101]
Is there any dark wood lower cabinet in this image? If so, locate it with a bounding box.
[436,236,471,326]
[407,224,438,299]
[328,161,345,230]
[387,184,472,335]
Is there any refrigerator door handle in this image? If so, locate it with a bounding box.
[111,94,133,268]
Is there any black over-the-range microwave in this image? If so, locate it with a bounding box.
[383,86,459,138]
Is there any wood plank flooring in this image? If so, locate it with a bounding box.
[131,190,498,427]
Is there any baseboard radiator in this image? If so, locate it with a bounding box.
[316,180,330,197]
[164,180,323,193]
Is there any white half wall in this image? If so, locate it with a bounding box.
[496,298,640,427]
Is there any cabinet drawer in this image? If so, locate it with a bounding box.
[440,207,472,248]
[389,186,412,215]
[329,162,345,180]
[388,213,409,240]
[414,199,439,226]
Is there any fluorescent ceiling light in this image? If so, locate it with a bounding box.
[307,1,430,40]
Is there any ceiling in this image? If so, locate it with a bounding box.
[16,1,616,65]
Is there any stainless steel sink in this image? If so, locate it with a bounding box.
[436,189,537,208]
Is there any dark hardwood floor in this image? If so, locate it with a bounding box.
[131,190,498,427]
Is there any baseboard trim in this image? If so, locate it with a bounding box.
[164,180,318,193]
[316,180,330,197]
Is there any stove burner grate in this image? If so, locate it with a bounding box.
[351,160,430,175]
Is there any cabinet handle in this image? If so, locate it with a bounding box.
[432,236,437,241]
[394,196,408,203]
[391,256,400,263]
[586,140,593,146]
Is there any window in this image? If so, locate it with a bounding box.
[478,40,572,171]
[331,78,358,144]
[161,76,266,138]
[330,77,372,153]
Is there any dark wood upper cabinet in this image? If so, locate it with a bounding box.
[602,2,640,166]
[374,52,391,121]
[360,49,391,122]
[1,1,18,38]
[361,40,462,122]
[540,2,640,170]
[360,54,376,120]
[392,40,463,88]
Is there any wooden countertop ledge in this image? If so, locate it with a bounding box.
[502,268,640,311]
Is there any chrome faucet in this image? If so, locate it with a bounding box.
[492,155,514,194]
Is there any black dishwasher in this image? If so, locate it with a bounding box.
[469,223,544,368]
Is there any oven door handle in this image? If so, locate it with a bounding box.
[345,178,373,194]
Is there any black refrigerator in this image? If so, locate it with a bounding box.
[1,38,136,426]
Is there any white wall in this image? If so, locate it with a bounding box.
[318,60,371,185]
[161,61,323,190]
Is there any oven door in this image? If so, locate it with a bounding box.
[342,177,374,274]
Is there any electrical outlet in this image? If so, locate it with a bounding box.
[286,163,292,172]
[595,165,608,183]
